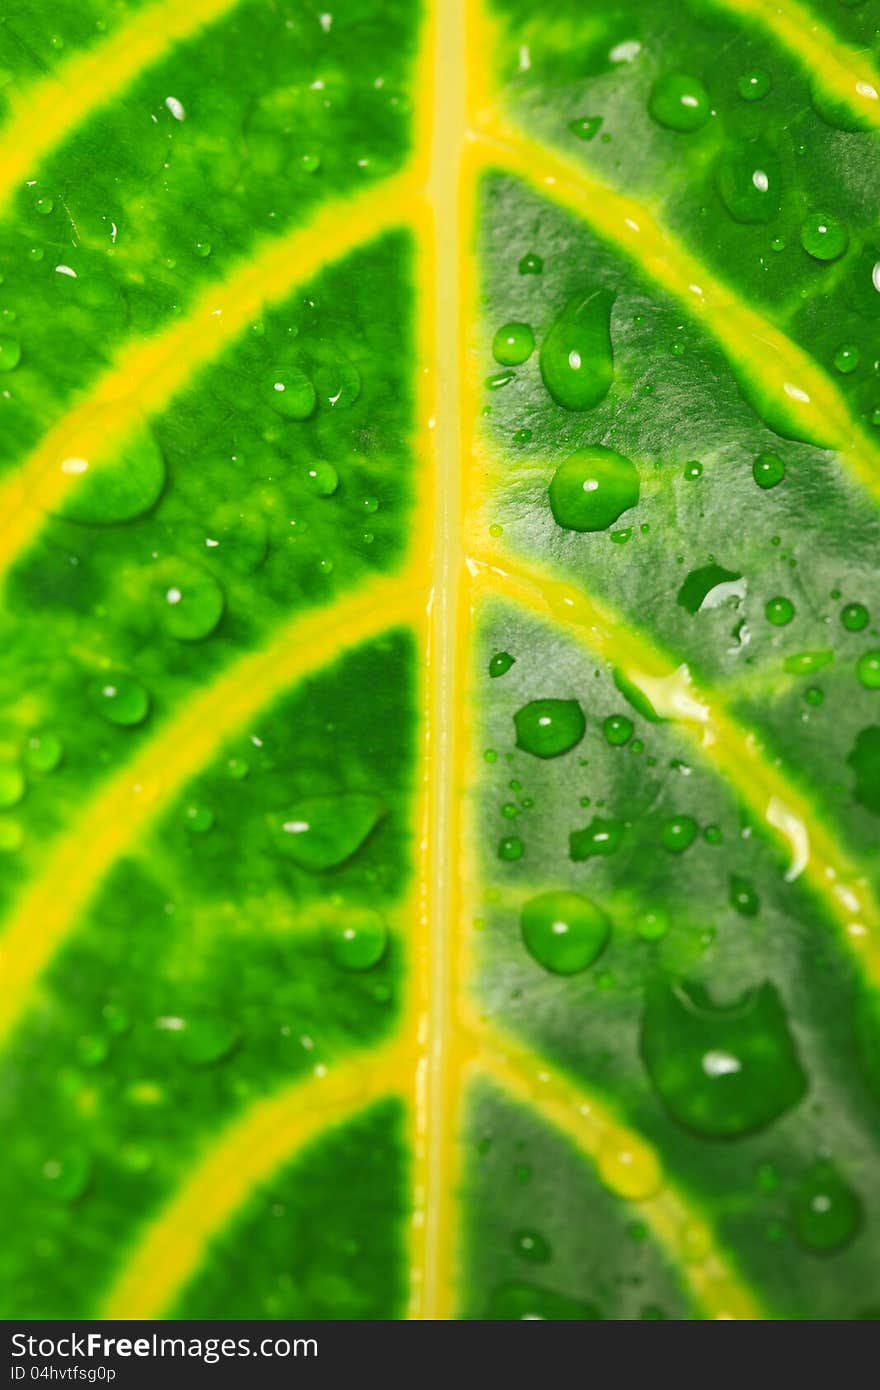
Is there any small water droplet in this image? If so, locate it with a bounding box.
[274,793,384,870]
[304,461,339,496]
[834,343,860,374]
[549,447,639,531]
[766,596,795,626]
[568,115,602,141]
[489,651,515,678]
[716,140,781,223]
[842,602,869,632]
[792,1162,863,1252]
[660,815,697,852]
[0,762,25,808]
[498,835,524,861]
[493,322,534,366]
[738,69,771,101]
[90,674,150,727]
[518,252,543,275]
[570,815,623,860]
[800,211,848,262]
[597,1130,662,1199]
[152,560,224,641]
[183,801,214,834]
[520,889,611,974]
[0,335,22,371]
[857,650,880,689]
[512,1229,552,1263]
[325,910,387,970]
[753,453,785,489]
[24,731,63,772]
[603,714,633,745]
[730,875,760,917]
[271,370,316,420]
[649,73,711,132]
[514,699,585,758]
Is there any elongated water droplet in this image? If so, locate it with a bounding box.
[514,699,585,758]
[539,291,614,411]
[716,140,781,223]
[569,815,624,860]
[273,793,384,871]
[489,651,515,678]
[640,980,807,1137]
[520,889,610,974]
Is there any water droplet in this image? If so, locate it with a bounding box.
[361,495,379,514]
[518,252,542,275]
[683,460,703,480]
[716,140,781,223]
[649,72,711,131]
[842,602,869,632]
[549,447,639,531]
[730,875,760,917]
[603,714,633,745]
[493,322,534,366]
[325,909,387,970]
[569,815,623,860]
[800,211,848,262]
[498,835,524,861]
[485,369,515,390]
[766,596,795,626]
[539,292,614,411]
[274,793,384,870]
[487,1283,600,1320]
[568,115,602,141]
[271,370,316,420]
[183,801,214,834]
[597,1130,662,1199]
[0,335,21,371]
[0,762,24,808]
[489,651,515,678]
[660,815,697,852]
[792,1162,863,1252]
[194,240,212,258]
[857,651,880,689]
[300,153,321,173]
[834,344,860,374]
[738,70,771,101]
[520,889,611,974]
[56,418,165,525]
[24,731,63,772]
[304,461,339,496]
[512,1229,552,1262]
[677,563,743,615]
[178,1016,239,1066]
[514,699,586,758]
[90,674,150,727]
[152,560,224,641]
[753,453,785,489]
[641,979,807,1137]
[638,909,669,941]
[40,1149,91,1202]
[314,362,361,410]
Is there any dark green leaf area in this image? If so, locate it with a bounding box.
[0,632,416,1317]
[176,1101,410,1318]
[460,1086,694,1320]
[0,235,416,919]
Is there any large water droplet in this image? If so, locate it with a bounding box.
[539,292,614,411]
[640,980,807,1137]
[648,72,711,132]
[716,140,781,223]
[514,699,585,758]
[273,793,384,871]
[56,419,165,525]
[520,889,610,974]
[549,447,639,532]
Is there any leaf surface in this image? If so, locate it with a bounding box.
[0,0,879,1320]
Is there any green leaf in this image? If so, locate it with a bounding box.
[0,0,879,1322]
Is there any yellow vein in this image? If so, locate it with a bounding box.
[711,0,880,130]
[405,0,468,1321]
[472,125,880,500]
[0,0,243,213]
[0,174,414,587]
[0,575,425,1050]
[100,1041,407,1318]
[479,1035,764,1320]
[467,551,880,978]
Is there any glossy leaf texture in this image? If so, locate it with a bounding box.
[0,0,879,1321]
